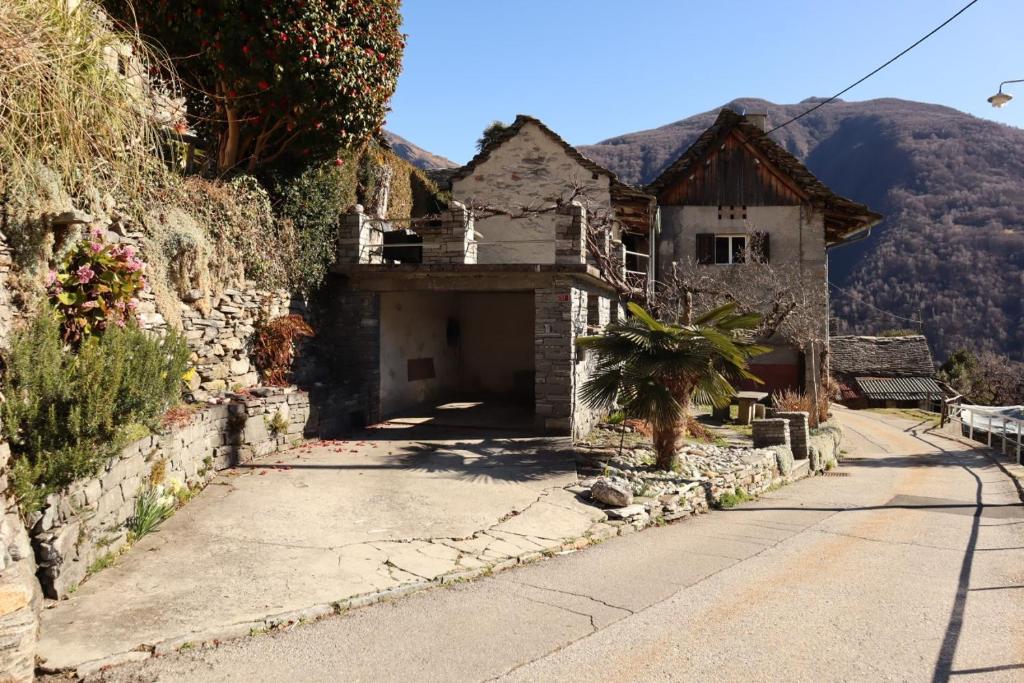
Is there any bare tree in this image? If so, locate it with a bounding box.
[652,257,830,418]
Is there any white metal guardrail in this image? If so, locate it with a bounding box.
[942,397,1023,464]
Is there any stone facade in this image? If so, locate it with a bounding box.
[0,444,41,683]
[450,117,612,265]
[178,286,296,400]
[31,389,315,600]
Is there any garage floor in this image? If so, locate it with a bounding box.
[372,399,538,435]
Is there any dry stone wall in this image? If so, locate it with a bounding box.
[0,443,41,683]
[31,389,314,600]
[179,285,297,400]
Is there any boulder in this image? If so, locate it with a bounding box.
[590,477,633,507]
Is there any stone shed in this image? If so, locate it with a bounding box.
[830,334,943,408]
[328,116,656,439]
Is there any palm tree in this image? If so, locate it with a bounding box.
[576,302,767,472]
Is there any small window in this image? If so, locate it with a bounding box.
[714,235,746,265]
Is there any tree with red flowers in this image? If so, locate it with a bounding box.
[105,0,404,173]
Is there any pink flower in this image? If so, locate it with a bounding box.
[89,242,103,254]
[90,227,103,240]
[121,245,135,259]
[45,270,57,286]
[125,257,143,273]
[127,298,139,312]
[75,265,95,284]
[115,318,127,329]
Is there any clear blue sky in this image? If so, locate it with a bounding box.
[386,0,1024,164]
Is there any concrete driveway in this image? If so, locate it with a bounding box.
[85,407,1024,683]
[38,401,596,671]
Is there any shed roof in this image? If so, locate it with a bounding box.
[647,109,883,243]
[853,376,944,402]
[830,335,936,378]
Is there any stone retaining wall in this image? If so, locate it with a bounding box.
[180,286,296,400]
[31,388,315,600]
[0,443,41,683]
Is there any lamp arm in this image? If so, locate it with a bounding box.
[998,79,1024,92]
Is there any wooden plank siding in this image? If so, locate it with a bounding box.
[658,131,806,207]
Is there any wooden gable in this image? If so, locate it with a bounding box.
[657,128,808,207]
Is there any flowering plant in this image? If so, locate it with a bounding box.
[48,228,146,343]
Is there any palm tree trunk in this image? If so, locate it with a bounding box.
[653,421,681,471]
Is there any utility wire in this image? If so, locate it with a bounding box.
[767,0,982,134]
[828,281,923,326]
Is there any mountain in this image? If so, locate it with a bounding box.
[579,97,1024,363]
[383,130,457,170]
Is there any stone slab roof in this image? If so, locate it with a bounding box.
[830,335,936,378]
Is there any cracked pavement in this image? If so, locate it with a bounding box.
[37,421,598,672]
[81,408,1024,682]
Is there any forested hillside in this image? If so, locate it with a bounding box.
[578,98,1024,362]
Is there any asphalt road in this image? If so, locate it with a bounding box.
[89,409,1024,682]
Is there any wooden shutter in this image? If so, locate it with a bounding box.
[752,231,770,263]
[696,233,715,264]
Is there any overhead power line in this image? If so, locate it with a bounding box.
[767,0,982,134]
[828,281,923,326]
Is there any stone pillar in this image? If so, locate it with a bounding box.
[337,205,382,264]
[775,411,810,459]
[535,286,573,434]
[752,418,790,448]
[447,201,477,265]
[328,289,381,428]
[555,202,586,265]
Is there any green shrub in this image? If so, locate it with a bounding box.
[273,157,358,294]
[2,312,190,513]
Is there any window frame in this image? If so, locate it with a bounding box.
[713,234,747,265]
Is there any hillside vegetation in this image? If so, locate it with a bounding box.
[578,97,1024,363]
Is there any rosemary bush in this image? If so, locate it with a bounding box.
[2,312,190,513]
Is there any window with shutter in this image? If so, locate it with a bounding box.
[696,233,714,264]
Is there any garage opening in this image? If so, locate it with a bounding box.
[379,291,535,429]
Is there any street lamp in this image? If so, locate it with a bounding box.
[988,79,1024,108]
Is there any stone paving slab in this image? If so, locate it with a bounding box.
[38,419,813,676]
[37,430,582,673]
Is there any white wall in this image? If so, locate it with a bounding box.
[452,122,611,265]
[658,205,825,273]
[379,292,461,416]
[379,291,536,416]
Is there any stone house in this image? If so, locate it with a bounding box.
[647,109,882,394]
[329,116,656,439]
[830,335,944,409]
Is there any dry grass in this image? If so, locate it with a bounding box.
[0,1,296,326]
[0,0,174,209]
[773,387,830,427]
